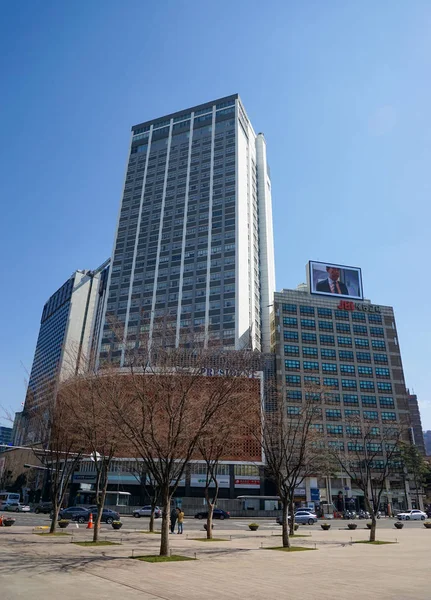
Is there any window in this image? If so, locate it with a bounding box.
[360,381,375,390]
[287,390,302,401]
[284,345,299,356]
[301,318,316,329]
[381,412,397,421]
[305,375,320,385]
[345,409,360,418]
[286,375,301,386]
[285,360,300,371]
[346,426,362,437]
[284,331,299,341]
[370,427,380,436]
[321,348,336,359]
[356,352,371,363]
[342,379,357,389]
[373,353,388,364]
[339,350,354,361]
[282,303,297,313]
[335,310,349,320]
[348,442,364,452]
[303,361,319,371]
[319,320,333,331]
[355,338,369,348]
[377,382,392,392]
[303,346,318,357]
[323,377,339,388]
[338,336,352,347]
[302,332,317,343]
[358,365,373,376]
[329,440,345,450]
[375,367,390,379]
[311,424,324,433]
[340,364,355,374]
[336,322,351,333]
[353,324,368,335]
[368,314,382,323]
[327,424,343,436]
[351,312,366,322]
[370,327,384,337]
[322,363,337,373]
[283,317,298,327]
[361,395,377,406]
[300,305,315,315]
[326,393,341,404]
[287,406,300,415]
[320,334,335,346]
[367,443,382,453]
[372,339,386,350]
[318,307,332,318]
[326,409,342,420]
[343,394,359,405]
[363,411,379,421]
[379,396,395,407]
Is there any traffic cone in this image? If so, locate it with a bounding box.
[87,512,93,529]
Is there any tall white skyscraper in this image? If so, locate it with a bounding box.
[98,94,275,365]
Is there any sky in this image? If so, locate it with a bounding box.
[1,0,430,429]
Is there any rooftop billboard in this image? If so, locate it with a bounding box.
[308,261,363,300]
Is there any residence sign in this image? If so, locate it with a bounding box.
[337,300,380,313]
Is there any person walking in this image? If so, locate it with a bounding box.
[177,509,184,534]
[170,506,178,534]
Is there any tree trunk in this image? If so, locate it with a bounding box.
[288,497,295,536]
[281,500,290,548]
[50,498,59,534]
[159,486,171,557]
[93,465,108,542]
[149,508,155,533]
[205,484,215,540]
[369,515,377,542]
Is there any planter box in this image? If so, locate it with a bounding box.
[3,520,15,527]
[423,523,431,529]
[203,524,214,531]
[58,521,69,529]
[366,524,372,529]
[321,524,331,530]
[394,523,404,529]
[248,526,259,531]
[347,523,357,530]
[112,523,123,530]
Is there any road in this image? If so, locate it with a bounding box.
[6,512,428,532]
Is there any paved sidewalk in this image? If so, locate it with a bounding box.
[1,525,429,599]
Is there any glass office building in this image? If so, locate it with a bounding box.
[98,94,275,365]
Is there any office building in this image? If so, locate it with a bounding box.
[271,261,413,512]
[98,94,275,366]
[424,430,431,456]
[21,261,109,442]
[0,426,12,451]
[407,391,426,455]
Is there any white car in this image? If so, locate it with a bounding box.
[133,505,161,518]
[396,509,426,521]
[4,502,31,513]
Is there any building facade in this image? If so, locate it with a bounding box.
[424,431,431,456]
[272,269,413,513]
[20,261,109,442]
[407,391,426,455]
[98,94,275,366]
[0,426,12,450]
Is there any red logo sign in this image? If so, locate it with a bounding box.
[338,300,355,311]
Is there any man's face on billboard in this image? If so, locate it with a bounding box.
[326,267,340,281]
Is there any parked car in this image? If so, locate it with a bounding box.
[194,508,230,520]
[396,509,427,521]
[34,501,53,514]
[4,502,31,513]
[133,505,162,518]
[57,506,120,524]
[276,511,318,525]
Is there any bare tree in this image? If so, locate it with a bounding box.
[329,415,404,542]
[129,459,161,532]
[400,442,430,509]
[258,383,328,547]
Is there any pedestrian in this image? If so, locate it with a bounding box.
[177,508,184,534]
[170,506,177,534]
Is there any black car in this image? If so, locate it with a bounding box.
[58,506,120,524]
[194,508,230,520]
[34,501,53,514]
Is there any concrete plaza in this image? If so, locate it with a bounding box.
[0,521,429,599]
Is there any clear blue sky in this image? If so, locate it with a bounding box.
[1,1,430,429]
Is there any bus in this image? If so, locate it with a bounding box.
[0,492,20,509]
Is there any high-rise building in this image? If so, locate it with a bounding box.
[21,261,109,442]
[98,94,275,366]
[271,261,413,512]
[0,426,12,450]
[423,430,431,456]
[407,391,426,455]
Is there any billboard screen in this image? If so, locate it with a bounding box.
[309,261,363,300]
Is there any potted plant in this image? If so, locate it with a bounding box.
[248,523,259,531]
[347,523,357,530]
[58,520,70,529]
[366,522,372,529]
[2,517,15,527]
[294,523,299,531]
[423,521,431,529]
[203,523,214,531]
[394,522,404,529]
[112,521,123,530]
[321,523,331,530]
